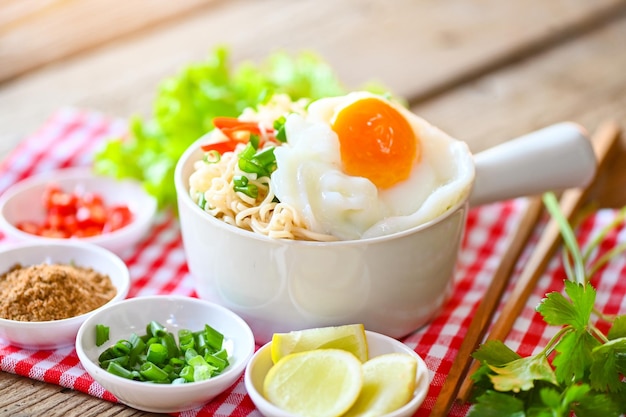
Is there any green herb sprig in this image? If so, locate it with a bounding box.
[469,192,626,416]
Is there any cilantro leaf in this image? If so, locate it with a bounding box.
[536,386,571,415]
[570,389,624,417]
[487,354,558,393]
[468,391,525,417]
[536,281,595,329]
[473,340,522,365]
[590,338,626,392]
[538,384,622,417]
[607,315,626,340]
[468,195,626,416]
[471,340,524,398]
[552,329,599,384]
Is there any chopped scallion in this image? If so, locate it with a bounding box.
[96,321,228,384]
[196,192,207,210]
[273,116,287,142]
[95,324,110,347]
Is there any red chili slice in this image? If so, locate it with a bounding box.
[16,183,134,238]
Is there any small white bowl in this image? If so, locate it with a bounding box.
[0,241,130,350]
[76,295,256,413]
[244,330,431,417]
[0,167,157,255]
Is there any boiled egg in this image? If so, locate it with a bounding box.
[271,92,474,240]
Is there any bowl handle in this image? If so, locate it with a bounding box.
[469,122,597,207]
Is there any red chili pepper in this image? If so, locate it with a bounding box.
[200,139,239,154]
[213,117,264,135]
[16,184,134,238]
[201,117,277,154]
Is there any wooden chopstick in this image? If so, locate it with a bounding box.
[430,195,544,417]
[454,120,622,404]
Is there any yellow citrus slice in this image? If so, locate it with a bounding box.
[343,353,418,417]
[270,324,368,364]
[263,348,363,417]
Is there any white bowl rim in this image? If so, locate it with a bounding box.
[0,240,130,327]
[0,167,157,246]
[243,330,431,417]
[76,294,256,391]
[174,137,470,248]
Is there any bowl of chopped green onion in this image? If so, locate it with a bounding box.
[75,295,255,413]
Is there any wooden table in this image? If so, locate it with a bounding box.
[1,0,625,415]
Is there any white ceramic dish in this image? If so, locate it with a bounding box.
[0,241,130,350]
[175,121,596,344]
[0,167,157,255]
[245,330,431,417]
[75,295,255,413]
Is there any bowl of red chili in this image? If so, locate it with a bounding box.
[0,167,157,255]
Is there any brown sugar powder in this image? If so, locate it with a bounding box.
[0,263,117,321]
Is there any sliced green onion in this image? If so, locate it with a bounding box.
[194,364,216,382]
[160,332,180,359]
[233,175,259,198]
[95,324,110,347]
[179,329,195,352]
[239,143,256,160]
[237,143,277,177]
[196,192,207,210]
[148,321,167,338]
[101,355,130,370]
[107,361,136,380]
[253,147,277,169]
[213,347,229,361]
[140,362,169,382]
[97,321,227,385]
[203,150,221,164]
[146,343,168,365]
[128,333,146,368]
[203,324,225,351]
[273,116,287,142]
[249,134,260,149]
[180,365,194,382]
[204,353,228,372]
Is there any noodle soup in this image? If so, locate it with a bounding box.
[188,92,474,242]
[178,92,595,343]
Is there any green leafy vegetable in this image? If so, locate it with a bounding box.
[468,193,626,416]
[93,46,351,210]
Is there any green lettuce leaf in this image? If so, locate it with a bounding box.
[93,46,354,210]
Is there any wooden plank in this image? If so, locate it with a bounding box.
[409,11,626,208]
[0,374,162,416]
[0,0,623,159]
[0,0,217,82]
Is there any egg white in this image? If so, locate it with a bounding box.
[271,91,475,240]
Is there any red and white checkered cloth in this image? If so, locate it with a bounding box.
[1,109,624,416]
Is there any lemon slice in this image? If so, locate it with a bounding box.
[270,324,368,364]
[343,353,417,417]
[264,348,363,417]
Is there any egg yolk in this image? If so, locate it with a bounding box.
[332,97,420,189]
